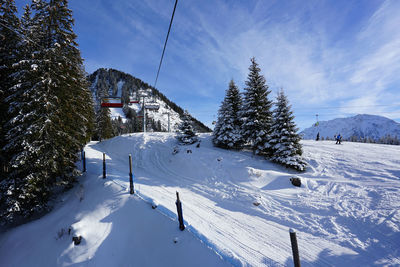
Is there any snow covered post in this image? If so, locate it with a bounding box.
[82,151,86,172]
[103,153,106,179]
[129,154,134,194]
[289,229,301,267]
[175,192,185,231]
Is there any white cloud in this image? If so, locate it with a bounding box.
[74,0,400,126]
[168,0,400,123]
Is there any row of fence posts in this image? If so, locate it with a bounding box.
[81,149,300,266]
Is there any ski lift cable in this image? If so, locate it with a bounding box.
[153,0,178,89]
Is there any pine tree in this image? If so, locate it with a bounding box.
[269,89,306,171]
[96,107,113,141]
[241,57,273,155]
[0,0,20,175]
[1,0,67,221]
[213,80,243,149]
[177,111,198,145]
[0,0,22,223]
[41,0,94,177]
[1,0,95,224]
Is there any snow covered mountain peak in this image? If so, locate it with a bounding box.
[88,68,211,133]
[300,114,400,141]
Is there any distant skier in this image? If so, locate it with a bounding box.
[336,134,342,144]
[316,132,320,141]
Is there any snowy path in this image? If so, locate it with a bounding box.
[97,133,400,266]
[0,138,229,267]
[1,133,399,266]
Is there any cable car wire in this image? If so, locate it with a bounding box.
[153,0,178,89]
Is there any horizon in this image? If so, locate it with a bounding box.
[16,0,400,130]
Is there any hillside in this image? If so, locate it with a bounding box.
[301,114,400,142]
[1,134,399,266]
[88,68,211,133]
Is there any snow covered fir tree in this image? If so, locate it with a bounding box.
[241,57,273,155]
[213,80,243,149]
[177,111,198,145]
[212,58,306,171]
[95,106,113,141]
[268,89,306,171]
[0,0,94,226]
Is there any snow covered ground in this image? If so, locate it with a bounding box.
[1,134,399,266]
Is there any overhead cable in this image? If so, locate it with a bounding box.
[153,0,178,88]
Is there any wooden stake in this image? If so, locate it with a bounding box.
[176,192,185,231]
[82,151,86,172]
[289,229,301,267]
[103,153,106,179]
[129,154,134,194]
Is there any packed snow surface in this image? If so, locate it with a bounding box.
[1,133,399,266]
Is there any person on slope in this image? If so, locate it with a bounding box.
[336,134,342,144]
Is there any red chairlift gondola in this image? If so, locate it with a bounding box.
[101,97,123,108]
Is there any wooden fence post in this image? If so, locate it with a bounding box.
[289,229,301,267]
[175,192,185,231]
[103,153,106,179]
[82,151,86,172]
[129,154,134,194]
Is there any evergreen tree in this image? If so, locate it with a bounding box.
[95,107,113,141]
[0,0,20,176]
[213,80,243,149]
[0,0,95,225]
[241,57,273,155]
[177,111,198,145]
[0,0,21,223]
[269,89,306,171]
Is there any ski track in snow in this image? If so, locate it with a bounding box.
[93,133,400,266]
[2,133,399,266]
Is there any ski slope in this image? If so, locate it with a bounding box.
[1,133,400,266]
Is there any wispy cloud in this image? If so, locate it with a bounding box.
[162,0,400,127]
[61,0,400,128]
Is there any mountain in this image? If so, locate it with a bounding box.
[300,114,400,142]
[88,68,211,133]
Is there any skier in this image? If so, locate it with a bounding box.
[316,132,320,141]
[336,134,342,144]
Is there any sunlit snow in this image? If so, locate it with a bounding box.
[1,133,399,266]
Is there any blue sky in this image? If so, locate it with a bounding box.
[16,0,400,130]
